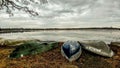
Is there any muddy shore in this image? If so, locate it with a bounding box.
[0,39,120,68]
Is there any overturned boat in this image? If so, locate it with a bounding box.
[61,41,82,62]
[80,41,114,57]
[9,41,58,58]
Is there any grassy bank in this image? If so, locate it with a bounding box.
[0,39,120,68]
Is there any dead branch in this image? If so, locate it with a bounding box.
[0,0,39,16]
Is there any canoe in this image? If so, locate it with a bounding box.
[9,41,58,58]
[61,41,82,62]
[80,41,114,57]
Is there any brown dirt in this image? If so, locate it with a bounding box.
[0,42,120,68]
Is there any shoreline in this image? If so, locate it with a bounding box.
[0,27,120,33]
[0,39,120,68]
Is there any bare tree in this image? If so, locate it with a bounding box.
[0,0,48,16]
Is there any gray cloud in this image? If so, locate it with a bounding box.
[0,0,120,28]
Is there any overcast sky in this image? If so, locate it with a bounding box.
[0,0,120,28]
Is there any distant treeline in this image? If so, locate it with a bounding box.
[0,27,120,33]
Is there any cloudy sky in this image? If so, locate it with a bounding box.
[0,0,120,28]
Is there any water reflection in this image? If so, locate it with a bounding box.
[0,30,120,43]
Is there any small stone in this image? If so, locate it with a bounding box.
[20,54,24,57]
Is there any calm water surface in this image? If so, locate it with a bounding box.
[0,30,120,43]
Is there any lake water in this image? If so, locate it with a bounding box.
[0,30,120,44]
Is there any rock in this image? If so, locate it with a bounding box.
[61,41,82,62]
[80,41,114,57]
[9,41,58,58]
[110,42,120,47]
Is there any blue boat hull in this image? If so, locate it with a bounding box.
[61,41,82,62]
